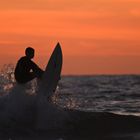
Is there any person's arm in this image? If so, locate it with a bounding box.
[30,60,44,77]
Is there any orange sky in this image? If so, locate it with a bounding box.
[0,0,140,74]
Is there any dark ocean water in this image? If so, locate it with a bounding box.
[57,75,140,116]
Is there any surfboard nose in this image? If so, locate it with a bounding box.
[56,42,61,50]
[55,42,62,56]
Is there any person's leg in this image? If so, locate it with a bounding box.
[18,73,36,84]
[30,61,44,78]
[28,72,36,81]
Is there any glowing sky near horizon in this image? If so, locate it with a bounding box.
[0,0,140,74]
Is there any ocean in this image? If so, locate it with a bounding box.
[0,65,140,139]
[58,75,140,116]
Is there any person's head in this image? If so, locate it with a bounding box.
[25,47,35,59]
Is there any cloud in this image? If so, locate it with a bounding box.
[0,10,139,39]
[0,0,94,10]
[0,0,140,11]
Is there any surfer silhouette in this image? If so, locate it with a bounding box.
[14,47,44,84]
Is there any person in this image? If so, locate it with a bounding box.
[14,47,44,84]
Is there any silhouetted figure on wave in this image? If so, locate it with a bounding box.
[14,47,44,84]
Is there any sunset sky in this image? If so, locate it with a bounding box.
[0,0,140,74]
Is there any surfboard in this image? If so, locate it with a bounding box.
[39,43,63,97]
